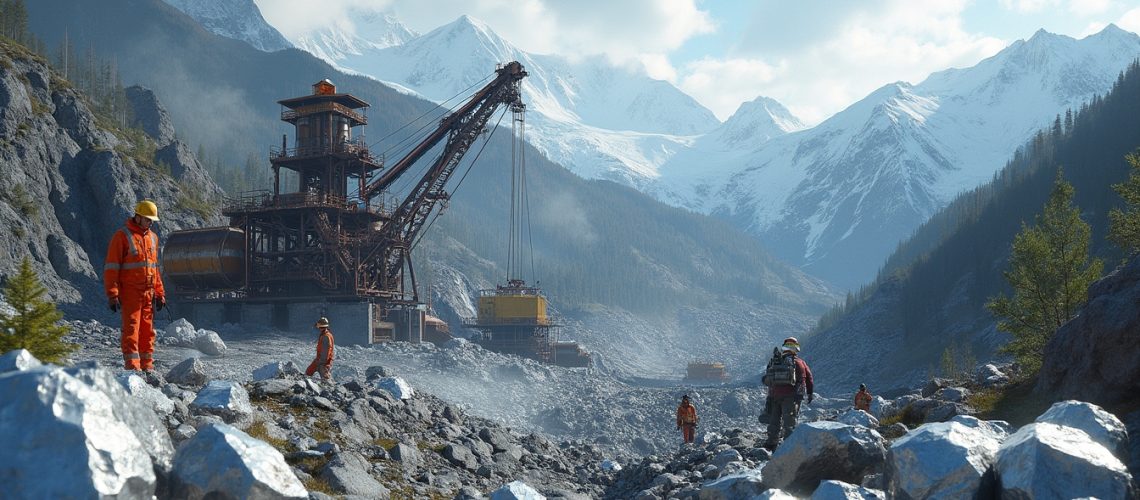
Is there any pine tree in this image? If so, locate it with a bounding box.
[986,170,1103,373]
[1108,152,1140,254]
[0,257,77,363]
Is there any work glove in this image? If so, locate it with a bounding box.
[807,393,814,404]
[109,298,119,313]
[154,296,166,312]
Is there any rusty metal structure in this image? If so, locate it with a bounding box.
[163,62,528,340]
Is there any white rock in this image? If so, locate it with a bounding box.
[762,421,887,496]
[811,480,887,499]
[697,467,766,500]
[837,409,879,428]
[252,361,301,381]
[1034,400,1129,458]
[190,380,253,427]
[117,372,175,416]
[0,366,156,498]
[885,420,1001,499]
[194,329,227,356]
[948,415,1011,441]
[995,422,1134,499]
[0,348,42,372]
[374,376,415,400]
[170,423,307,499]
[600,459,623,471]
[490,480,546,500]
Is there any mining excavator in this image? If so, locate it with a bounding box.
[160,62,528,344]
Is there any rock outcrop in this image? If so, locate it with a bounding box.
[1039,257,1140,405]
[0,39,223,310]
[995,422,1135,499]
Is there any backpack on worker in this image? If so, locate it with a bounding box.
[764,347,798,387]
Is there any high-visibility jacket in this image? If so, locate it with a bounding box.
[104,218,165,299]
[306,328,334,375]
[855,389,873,412]
[676,403,698,426]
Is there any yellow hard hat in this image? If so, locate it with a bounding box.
[135,200,159,221]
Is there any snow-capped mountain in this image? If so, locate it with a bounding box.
[289,14,730,186]
[163,0,291,52]
[292,9,418,64]
[654,25,1140,289]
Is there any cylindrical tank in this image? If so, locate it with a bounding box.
[162,227,245,292]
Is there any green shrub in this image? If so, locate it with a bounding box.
[0,257,77,363]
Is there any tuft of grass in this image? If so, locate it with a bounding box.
[177,186,214,219]
[302,476,335,495]
[374,437,398,450]
[969,376,1051,427]
[245,421,292,453]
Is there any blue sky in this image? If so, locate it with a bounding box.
[256,0,1140,125]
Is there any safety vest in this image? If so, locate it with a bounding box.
[316,329,335,365]
[104,218,165,298]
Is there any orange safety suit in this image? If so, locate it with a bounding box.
[855,389,873,412]
[104,217,165,370]
[305,328,334,380]
[676,401,698,444]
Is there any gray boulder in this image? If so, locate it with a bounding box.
[762,421,887,496]
[0,348,42,372]
[948,415,1011,441]
[1039,256,1140,405]
[117,372,175,416]
[811,480,886,499]
[936,387,969,403]
[444,443,478,470]
[320,452,390,497]
[170,423,306,499]
[389,442,423,470]
[167,357,209,386]
[194,329,227,356]
[995,422,1135,499]
[64,362,175,472]
[0,366,156,498]
[868,396,888,419]
[125,85,175,146]
[374,376,415,399]
[885,420,1001,499]
[696,468,766,499]
[1035,400,1129,459]
[251,362,300,382]
[489,480,545,499]
[837,409,879,428]
[190,380,253,427]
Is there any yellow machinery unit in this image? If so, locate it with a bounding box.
[476,292,549,325]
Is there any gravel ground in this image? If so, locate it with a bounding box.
[65,317,845,459]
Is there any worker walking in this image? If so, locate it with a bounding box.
[854,383,873,413]
[761,337,814,450]
[305,317,335,380]
[104,200,166,372]
[676,394,699,444]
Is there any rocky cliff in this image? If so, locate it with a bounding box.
[1039,257,1140,406]
[0,39,223,311]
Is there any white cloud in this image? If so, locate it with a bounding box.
[999,0,1062,13]
[1119,7,1140,33]
[679,0,1006,124]
[254,0,393,38]
[1068,0,1114,16]
[677,58,782,121]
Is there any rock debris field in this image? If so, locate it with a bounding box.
[0,317,1135,499]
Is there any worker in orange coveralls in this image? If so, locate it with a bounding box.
[676,394,699,444]
[104,200,166,371]
[306,317,335,380]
